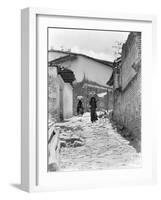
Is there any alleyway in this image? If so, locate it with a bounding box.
[55,112,141,171]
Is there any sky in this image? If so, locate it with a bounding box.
[48,28,129,62]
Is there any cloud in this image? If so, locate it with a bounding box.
[48,28,129,61]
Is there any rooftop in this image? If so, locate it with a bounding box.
[48,49,113,68]
[57,67,76,84]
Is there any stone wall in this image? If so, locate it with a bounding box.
[106,90,113,111]
[121,32,141,89]
[113,32,141,151]
[113,69,141,137]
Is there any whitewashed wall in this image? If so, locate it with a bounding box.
[49,52,113,86]
[63,83,73,119]
[69,56,112,86]
[48,67,60,121]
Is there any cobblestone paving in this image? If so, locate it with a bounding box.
[56,113,141,171]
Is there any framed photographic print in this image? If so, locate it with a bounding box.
[21,8,157,192]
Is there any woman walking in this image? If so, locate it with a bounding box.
[89,97,98,123]
[77,99,84,116]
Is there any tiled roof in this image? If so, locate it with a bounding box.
[50,54,77,65]
[57,67,76,83]
[48,50,113,68]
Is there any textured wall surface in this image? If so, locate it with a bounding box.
[113,33,141,151]
[48,67,74,121]
[121,32,141,89]
[48,67,60,121]
[114,69,141,136]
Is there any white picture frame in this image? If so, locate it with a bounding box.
[21,7,157,192]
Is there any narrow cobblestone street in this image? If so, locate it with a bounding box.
[55,112,141,171]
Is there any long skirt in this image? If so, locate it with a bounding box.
[77,106,84,115]
[90,108,97,122]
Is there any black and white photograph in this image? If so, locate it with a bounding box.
[47,27,142,172]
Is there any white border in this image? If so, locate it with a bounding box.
[21,7,157,192]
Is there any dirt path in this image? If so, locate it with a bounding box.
[55,112,141,171]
